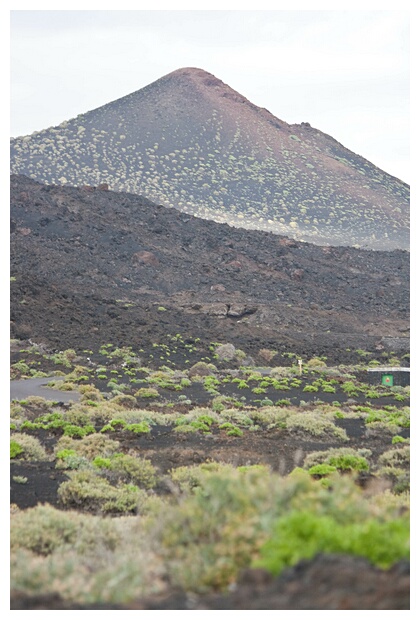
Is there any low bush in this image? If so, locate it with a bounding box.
[285,413,348,440]
[125,422,151,434]
[10,503,121,556]
[10,433,49,461]
[10,439,24,459]
[110,394,138,408]
[254,509,409,575]
[304,448,371,472]
[57,470,145,514]
[134,388,160,399]
[96,454,157,488]
[54,433,121,460]
[308,463,338,477]
[219,423,243,436]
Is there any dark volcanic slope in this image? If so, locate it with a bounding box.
[10,67,409,250]
[10,175,409,360]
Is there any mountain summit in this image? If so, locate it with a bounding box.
[10,67,409,250]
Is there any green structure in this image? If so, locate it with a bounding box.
[367,367,410,387]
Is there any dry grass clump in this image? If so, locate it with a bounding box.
[378,446,410,469]
[285,412,348,440]
[374,445,410,495]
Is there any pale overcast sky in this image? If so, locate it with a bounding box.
[8,4,411,183]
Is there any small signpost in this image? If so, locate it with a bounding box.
[298,359,303,375]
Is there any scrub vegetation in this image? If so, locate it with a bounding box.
[10,338,410,607]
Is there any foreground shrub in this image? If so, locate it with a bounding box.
[10,503,121,556]
[152,469,386,591]
[253,509,409,575]
[10,468,410,605]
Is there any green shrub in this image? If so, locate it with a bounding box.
[254,510,409,575]
[11,361,31,378]
[173,424,198,434]
[63,424,96,438]
[10,439,24,459]
[341,381,359,396]
[125,422,151,434]
[365,408,409,429]
[392,435,409,444]
[92,456,112,469]
[308,464,337,477]
[135,388,160,399]
[303,448,371,472]
[100,424,114,433]
[328,454,369,472]
[155,468,392,591]
[219,423,243,437]
[56,449,78,460]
